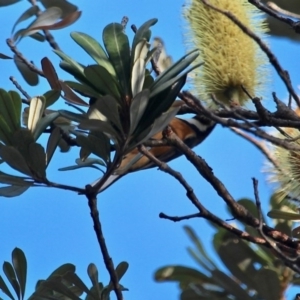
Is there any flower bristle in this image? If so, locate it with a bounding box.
[266,108,300,209]
[183,0,269,106]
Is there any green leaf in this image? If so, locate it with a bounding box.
[43,90,61,108]
[0,185,30,197]
[27,96,46,133]
[58,158,105,171]
[79,119,120,141]
[0,145,32,176]
[90,95,122,131]
[28,142,47,180]
[70,32,116,78]
[115,262,129,281]
[102,23,131,95]
[60,81,89,106]
[253,268,280,300]
[131,58,145,97]
[12,248,27,300]
[155,265,213,286]
[0,171,33,186]
[58,110,87,123]
[41,280,80,300]
[131,19,157,63]
[212,269,253,300]
[64,81,99,98]
[151,49,199,90]
[40,0,78,18]
[0,116,13,145]
[184,226,217,269]
[0,89,21,131]
[3,262,20,299]
[268,209,300,220]
[11,5,39,34]
[75,131,110,164]
[0,0,20,7]
[87,264,99,291]
[0,275,15,300]
[33,112,60,141]
[46,127,61,166]
[13,55,39,86]
[129,89,150,135]
[135,106,179,146]
[84,65,121,100]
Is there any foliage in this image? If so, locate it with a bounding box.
[0,248,128,300]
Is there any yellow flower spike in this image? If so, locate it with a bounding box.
[183,0,269,106]
[266,109,300,206]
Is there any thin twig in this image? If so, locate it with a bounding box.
[9,76,31,102]
[85,186,123,300]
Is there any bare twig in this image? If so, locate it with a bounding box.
[85,186,123,300]
[9,76,31,102]
[7,39,44,77]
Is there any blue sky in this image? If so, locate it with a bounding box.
[0,0,300,299]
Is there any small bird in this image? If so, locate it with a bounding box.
[95,115,215,192]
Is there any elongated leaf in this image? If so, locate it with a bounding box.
[0,185,29,197]
[43,90,61,108]
[0,275,15,300]
[0,89,21,131]
[3,262,20,299]
[84,65,121,100]
[0,53,12,59]
[59,158,104,171]
[13,55,39,86]
[131,58,145,97]
[70,32,116,77]
[64,81,99,98]
[54,50,84,78]
[212,269,253,300]
[59,110,87,123]
[150,63,201,99]
[28,142,46,180]
[184,226,217,269]
[34,111,60,140]
[22,7,62,37]
[27,96,46,134]
[87,264,99,288]
[115,262,129,281]
[12,248,27,300]
[75,130,110,164]
[129,89,149,134]
[268,209,300,220]
[41,57,61,90]
[0,0,20,7]
[0,171,33,186]
[91,95,122,131]
[11,6,39,34]
[60,81,89,106]
[79,119,119,139]
[41,280,80,300]
[135,106,179,145]
[40,0,78,18]
[0,116,13,145]
[151,49,199,90]
[46,127,61,166]
[253,268,280,300]
[0,145,32,176]
[155,265,213,285]
[63,272,90,296]
[131,19,157,63]
[103,23,130,95]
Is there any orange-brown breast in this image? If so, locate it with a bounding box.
[118,118,198,172]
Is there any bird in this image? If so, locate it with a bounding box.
[95,114,216,192]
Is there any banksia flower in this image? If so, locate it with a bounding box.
[183,0,268,106]
[266,108,300,205]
